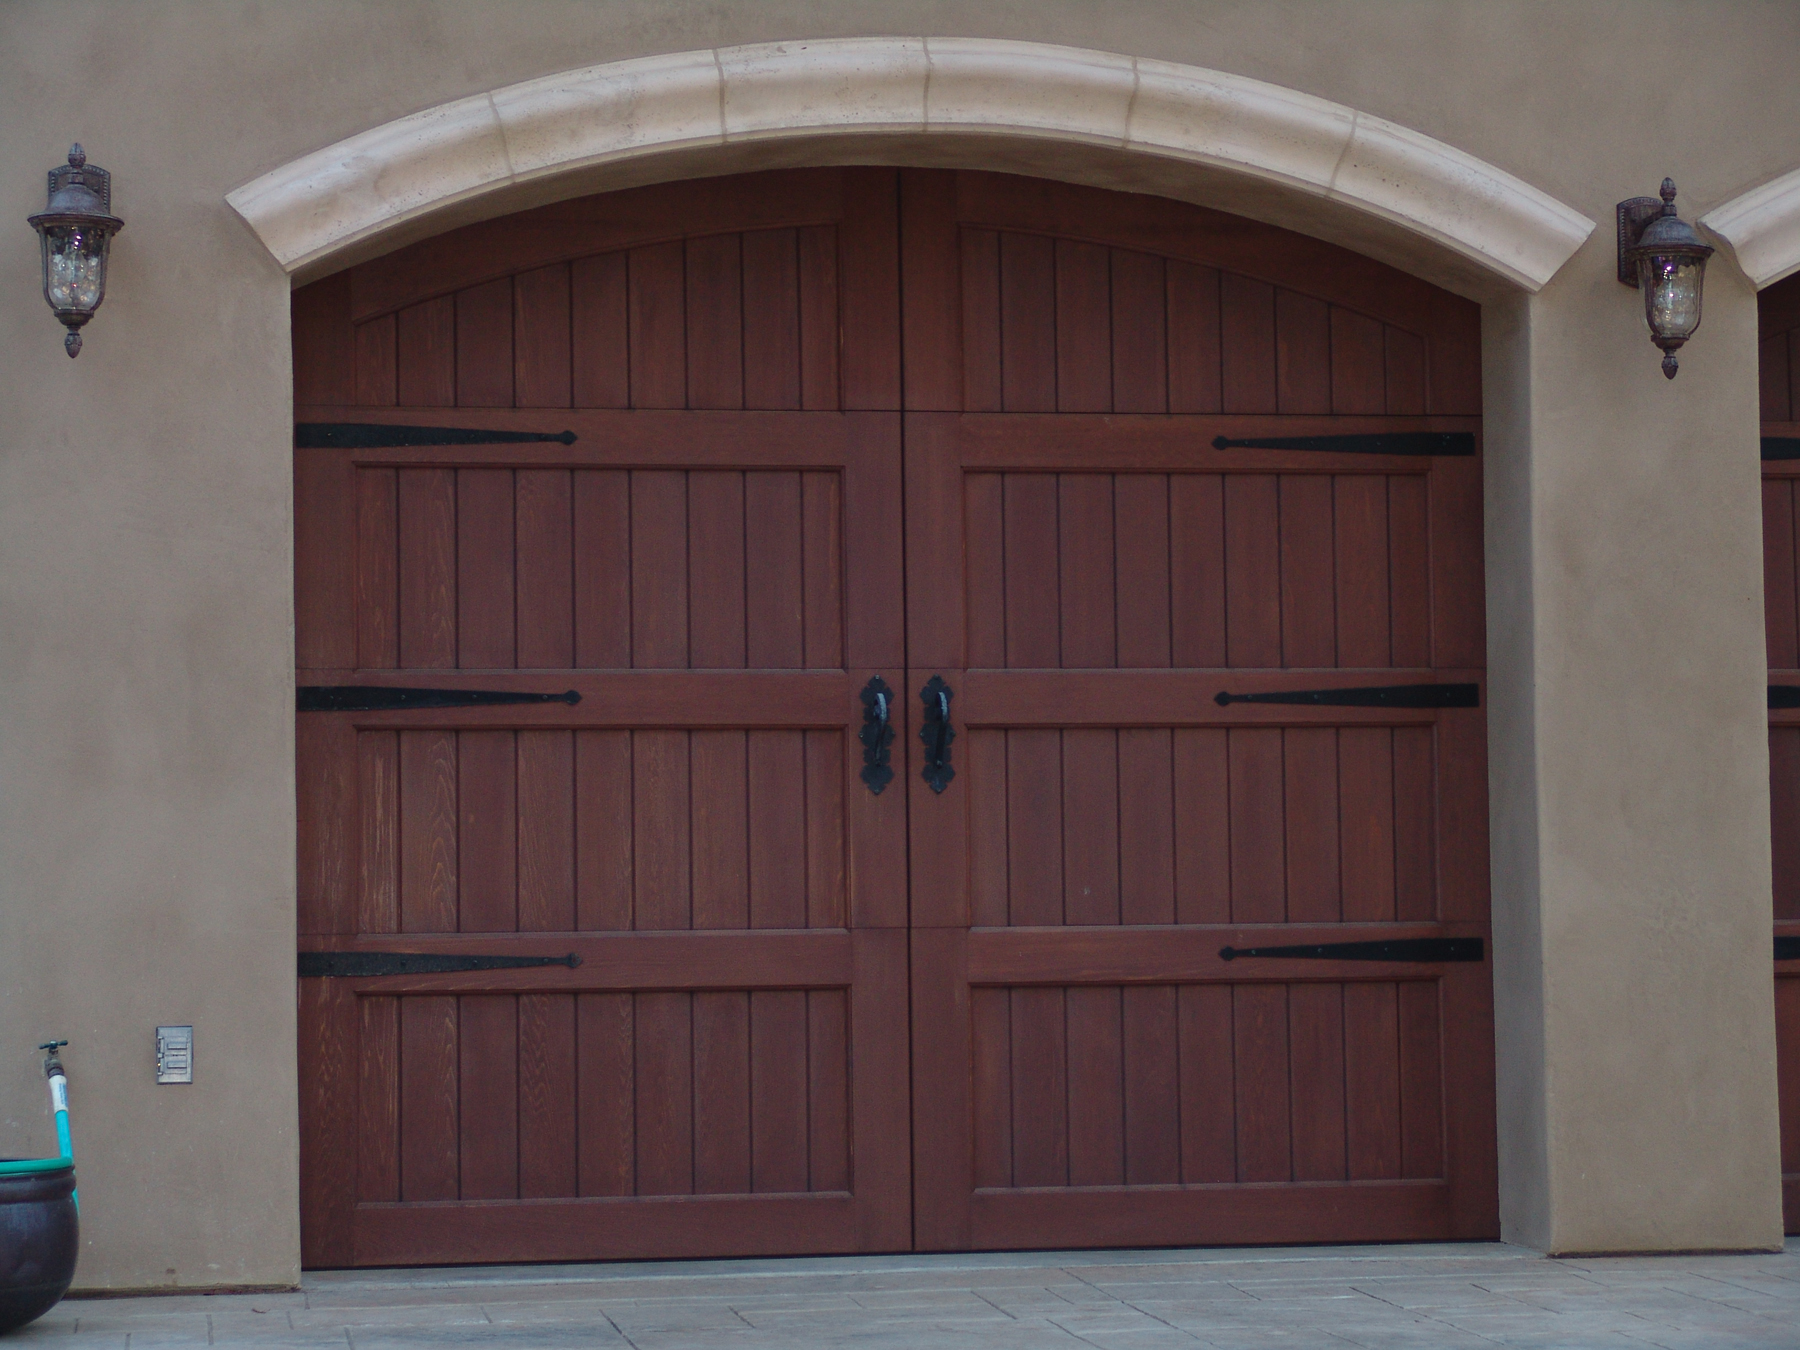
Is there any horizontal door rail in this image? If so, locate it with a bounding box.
[1215,682,1479,709]
[299,686,581,713]
[1220,938,1483,962]
[296,422,577,449]
[1211,432,1475,457]
[299,951,581,977]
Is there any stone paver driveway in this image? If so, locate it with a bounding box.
[13,1240,1800,1348]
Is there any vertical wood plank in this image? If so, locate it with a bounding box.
[629,242,688,409]
[1762,334,1793,421]
[1122,985,1180,1185]
[399,996,460,1200]
[457,731,518,932]
[358,730,399,933]
[1008,730,1064,925]
[1388,475,1432,669]
[1279,475,1337,667]
[1111,250,1168,414]
[686,233,745,410]
[1346,982,1404,1180]
[356,469,399,669]
[837,169,901,410]
[687,472,747,668]
[1058,474,1117,666]
[633,731,692,930]
[1055,239,1112,412]
[1172,728,1231,925]
[296,452,357,672]
[805,730,846,929]
[900,169,962,411]
[518,993,577,1198]
[634,992,694,1194]
[573,470,632,668]
[396,296,455,406]
[1171,474,1227,668]
[1398,981,1445,1178]
[357,996,400,1202]
[692,991,752,1194]
[743,228,802,410]
[397,468,457,669]
[1004,474,1061,667]
[1766,481,1798,669]
[516,469,574,668]
[751,990,810,1192]
[1224,476,1282,667]
[1287,983,1347,1181]
[456,468,517,669]
[961,229,1003,411]
[746,472,805,667]
[1774,729,1800,919]
[1275,290,1331,414]
[749,731,808,928]
[572,253,630,409]
[292,274,354,407]
[1178,984,1236,1184]
[807,989,851,1190]
[971,988,1013,1187]
[630,471,689,668]
[399,730,458,933]
[1330,308,1387,414]
[577,993,635,1195]
[969,730,1011,928]
[1063,730,1122,925]
[1119,729,1176,926]
[1115,475,1172,668]
[1001,233,1057,412]
[690,731,749,930]
[517,730,575,931]
[1773,978,1800,1181]
[514,263,572,408]
[1393,726,1437,921]
[798,225,840,410]
[1066,987,1126,1186]
[458,995,519,1198]
[1339,728,1398,923]
[455,277,515,408]
[1220,275,1277,414]
[354,315,398,407]
[1384,328,1427,416]
[801,472,844,668]
[1283,728,1340,923]
[1228,728,1286,923]
[1335,476,1393,668]
[966,473,1007,669]
[575,730,633,930]
[1010,987,1069,1185]
[1167,262,1222,413]
[1233,985,1291,1182]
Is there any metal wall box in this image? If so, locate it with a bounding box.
[155,1025,193,1084]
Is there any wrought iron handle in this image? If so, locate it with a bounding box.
[920,676,955,793]
[859,676,896,794]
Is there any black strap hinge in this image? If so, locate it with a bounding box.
[1220,937,1483,963]
[1215,683,1479,709]
[296,423,577,449]
[298,687,581,713]
[298,952,582,978]
[1212,433,1475,457]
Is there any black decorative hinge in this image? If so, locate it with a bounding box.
[859,676,896,794]
[1220,938,1483,963]
[298,687,582,712]
[295,423,577,449]
[298,951,583,978]
[1211,433,1475,457]
[1771,686,1800,710]
[1762,437,1800,461]
[920,675,956,794]
[1777,936,1800,961]
[1215,682,1479,709]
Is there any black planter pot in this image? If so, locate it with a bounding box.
[0,1164,77,1335]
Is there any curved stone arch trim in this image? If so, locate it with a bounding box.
[1701,166,1800,290]
[227,37,1593,293]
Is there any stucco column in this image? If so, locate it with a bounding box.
[1483,236,1784,1252]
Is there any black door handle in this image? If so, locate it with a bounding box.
[920,676,955,793]
[859,676,896,794]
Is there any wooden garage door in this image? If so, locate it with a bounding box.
[294,167,1498,1266]
[293,170,911,1266]
[1758,273,1800,1235]
[898,173,1496,1248]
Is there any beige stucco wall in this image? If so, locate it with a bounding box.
[0,0,1795,1287]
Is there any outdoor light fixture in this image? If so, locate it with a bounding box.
[1617,178,1712,380]
[27,144,123,358]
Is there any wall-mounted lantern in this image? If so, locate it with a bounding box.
[1617,179,1712,380]
[27,145,123,358]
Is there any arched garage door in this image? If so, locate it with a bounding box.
[293,168,1496,1266]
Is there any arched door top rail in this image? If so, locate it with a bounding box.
[228,38,1592,293]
